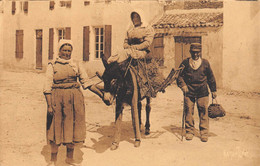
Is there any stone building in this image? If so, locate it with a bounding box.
[152,1,223,87]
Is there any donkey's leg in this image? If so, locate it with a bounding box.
[111,99,123,150]
[145,97,151,135]
[138,101,142,132]
[129,68,141,147]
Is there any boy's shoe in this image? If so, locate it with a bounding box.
[186,133,194,141]
[201,135,208,142]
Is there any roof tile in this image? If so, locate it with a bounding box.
[153,12,223,29]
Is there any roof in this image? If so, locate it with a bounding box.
[153,12,223,29]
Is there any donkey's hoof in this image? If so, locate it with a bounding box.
[134,140,141,147]
[110,142,119,151]
[145,129,150,135]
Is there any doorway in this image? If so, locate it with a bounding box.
[174,36,201,68]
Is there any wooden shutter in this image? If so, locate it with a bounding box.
[23,1,28,14]
[84,1,90,6]
[16,30,23,59]
[36,30,43,69]
[50,1,55,10]
[65,27,71,40]
[104,25,112,60]
[48,28,54,60]
[151,35,164,66]
[12,1,16,15]
[174,36,202,68]
[66,1,72,8]
[83,26,90,61]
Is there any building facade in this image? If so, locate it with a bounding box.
[2,0,164,75]
[2,0,259,92]
[152,1,223,87]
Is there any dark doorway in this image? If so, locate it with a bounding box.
[174,36,201,68]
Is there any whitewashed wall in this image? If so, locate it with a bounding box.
[223,1,260,92]
[2,0,164,75]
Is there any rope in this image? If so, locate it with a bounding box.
[124,57,133,78]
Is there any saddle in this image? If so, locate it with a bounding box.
[129,59,185,100]
[100,57,184,100]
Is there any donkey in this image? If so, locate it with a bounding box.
[99,57,152,135]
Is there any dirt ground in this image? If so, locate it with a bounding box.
[0,68,260,166]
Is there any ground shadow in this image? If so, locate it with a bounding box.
[85,121,165,153]
[163,125,217,141]
[41,143,84,166]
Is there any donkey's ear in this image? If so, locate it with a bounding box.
[101,55,109,69]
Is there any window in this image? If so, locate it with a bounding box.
[94,27,104,59]
[57,27,71,41]
[15,30,23,59]
[23,1,28,14]
[58,28,65,41]
[60,1,71,8]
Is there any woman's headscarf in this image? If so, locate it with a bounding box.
[58,39,73,52]
[56,39,75,67]
[126,9,149,31]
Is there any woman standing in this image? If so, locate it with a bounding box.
[43,39,93,165]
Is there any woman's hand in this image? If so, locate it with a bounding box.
[44,93,53,115]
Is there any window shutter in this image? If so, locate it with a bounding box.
[65,27,71,40]
[50,1,55,10]
[83,26,90,61]
[66,1,72,8]
[151,35,164,66]
[84,1,90,6]
[153,36,164,48]
[104,25,112,60]
[12,1,16,15]
[16,30,24,59]
[36,30,43,69]
[23,1,28,14]
[49,28,54,60]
